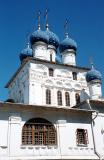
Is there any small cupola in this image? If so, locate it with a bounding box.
[86,64,102,100]
[59,37,77,53]
[59,19,77,65]
[30,10,59,62]
[86,65,102,83]
[30,11,49,45]
[19,42,32,62]
[30,11,49,60]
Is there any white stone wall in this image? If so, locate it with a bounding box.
[29,61,88,106]
[8,60,89,106]
[8,62,30,104]
[92,112,104,156]
[0,106,97,160]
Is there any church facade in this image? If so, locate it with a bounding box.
[0,11,104,160]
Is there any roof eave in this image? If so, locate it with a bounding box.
[0,101,95,113]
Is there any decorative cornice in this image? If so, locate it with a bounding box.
[5,57,90,88]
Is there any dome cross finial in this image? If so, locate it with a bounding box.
[37,10,41,30]
[89,57,94,69]
[45,8,49,30]
[64,18,69,38]
[26,32,31,48]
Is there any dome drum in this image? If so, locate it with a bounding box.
[32,41,48,47]
[62,48,76,55]
[89,79,102,84]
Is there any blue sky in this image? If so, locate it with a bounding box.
[0,0,104,101]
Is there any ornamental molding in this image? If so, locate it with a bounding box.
[9,113,21,123]
[32,64,48,71]
[45,79,54,84]
[56,81,63,86]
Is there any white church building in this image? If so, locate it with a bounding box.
[0,11,104,160]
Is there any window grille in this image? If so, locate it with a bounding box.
[72,72,77,80]
[65,92,70,106]
[57,91,62,105]
[49,68,53,76]
[50,54,52,62]
[75,93,80,105]
[76,129,88,146]
[46,89,51,104]
[22,118,57,146]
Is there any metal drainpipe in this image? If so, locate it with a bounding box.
[86,99,102,160]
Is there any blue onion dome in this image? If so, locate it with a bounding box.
[19,43,32,62]
[86,65,102,83]
[55,53,62,63]
[59,19,77,53]
[30,11,49,45]
[45,29,59,49]
[59,36,77,53]
[30,29,49,45]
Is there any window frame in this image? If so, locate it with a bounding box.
[57,90,62,106]
[46,89,51,105]
[75,93,80,105]
[22,118,57,146]
[72,72,77,80]
[65,92,70,106]
[49,68,54,77]
[50,54,52,62]
[76,128,88,146]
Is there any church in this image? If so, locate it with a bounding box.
[0,10,104,160]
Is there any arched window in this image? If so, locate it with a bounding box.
[57,91,62,105]
[72,72,77,80]
[65,92,70,106]
[22,118,57,145]
[46,89,51,104]
[49,68,53,76]
[75,93,80,105]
